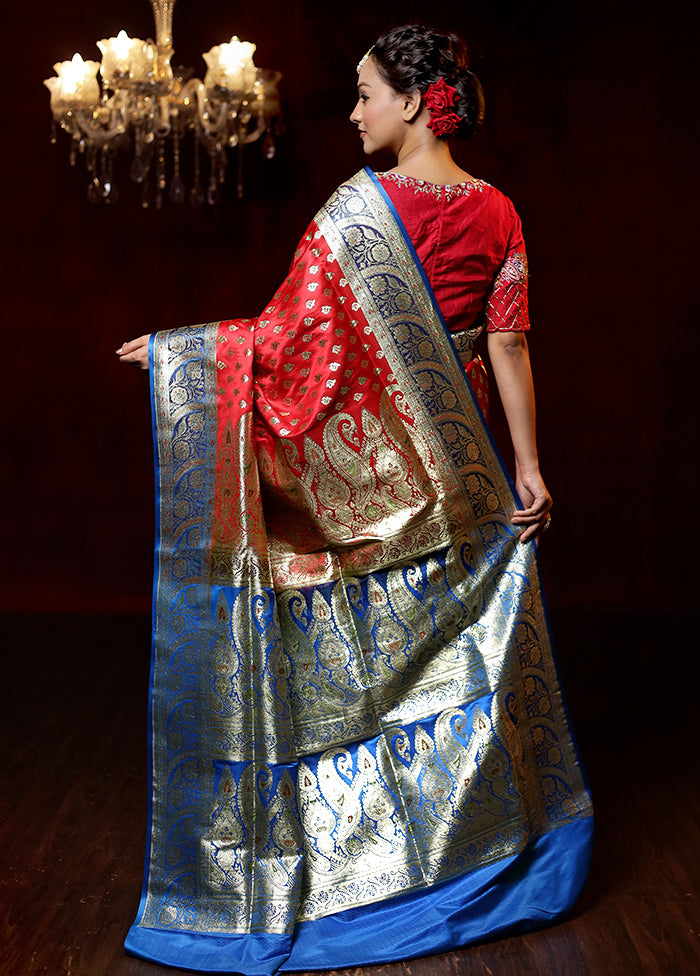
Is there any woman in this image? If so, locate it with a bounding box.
[118,25,592,975]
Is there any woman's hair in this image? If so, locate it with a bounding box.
[371,25,485,139]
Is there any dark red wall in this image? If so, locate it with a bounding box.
[2,0,696,612]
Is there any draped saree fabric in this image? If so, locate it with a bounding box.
[125,168,593,974]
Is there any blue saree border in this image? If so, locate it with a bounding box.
[125,818,592,973]
[126,929,292,976]
[284,817,593,971]
[129,333,161,929]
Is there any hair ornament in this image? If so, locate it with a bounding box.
[357,47,374,73]
[423,77,461,136]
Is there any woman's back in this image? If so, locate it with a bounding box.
[378,172,530,337]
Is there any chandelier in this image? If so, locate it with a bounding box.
[44,0,282,206]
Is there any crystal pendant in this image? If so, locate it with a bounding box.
[130,154,148,183]
[262,129,276,160]
[207,151,220,205]
[189,182,205,207]
[237,147,244,200]
[87,177,102,204]
[102,179,119,204]
[206,180,220,206]
[169,173,186,205]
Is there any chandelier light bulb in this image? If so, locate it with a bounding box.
[203,37,257,93]
[111,30,132,63]
[44,53,101,108]
[98,30,153,87]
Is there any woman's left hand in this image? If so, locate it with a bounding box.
[512,469,553,543]
[116,335,151,370]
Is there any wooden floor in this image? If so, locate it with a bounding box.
[1,610,698,976]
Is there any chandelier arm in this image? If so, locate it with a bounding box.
[194,85,231,140]
[179,78,202,102]
[238,116,266,145]
[156,95,172,136]
[70,108,128,146]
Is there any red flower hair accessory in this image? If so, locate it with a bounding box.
[423,77,461,136]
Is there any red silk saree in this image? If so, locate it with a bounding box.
[125,167,592,974]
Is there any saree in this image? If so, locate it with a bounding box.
[125,167,593,974]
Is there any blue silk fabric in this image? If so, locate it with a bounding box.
[125,168,593,974]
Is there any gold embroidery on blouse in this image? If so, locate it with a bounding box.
[485,251,530,333]
[378,171,489,203]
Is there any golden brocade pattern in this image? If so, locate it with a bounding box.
[138,169,592,941]
[296,694,529,919]
[450,325,484,363]
[261,392,465,587]
[202,763,302,932]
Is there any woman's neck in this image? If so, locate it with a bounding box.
[388,137,473,185]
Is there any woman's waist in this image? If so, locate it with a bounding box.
[448,319,484,363]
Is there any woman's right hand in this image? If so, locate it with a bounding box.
[116,335,151,370]
[512,468,553,543]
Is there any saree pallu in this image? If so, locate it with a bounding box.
[125,167,593,974]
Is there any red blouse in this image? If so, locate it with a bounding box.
[377,172,530,337]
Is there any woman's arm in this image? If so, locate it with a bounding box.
[487,330,552,543]
[116,335,150,370]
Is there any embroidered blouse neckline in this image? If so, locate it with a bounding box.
[379,171,487,188]
[377,171,489,201]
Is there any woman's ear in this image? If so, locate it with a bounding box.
[402,90,422,123]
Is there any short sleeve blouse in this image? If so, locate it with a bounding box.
[377,173,530,337]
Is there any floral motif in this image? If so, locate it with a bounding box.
[379,172,487,203]
[423,77,461,137]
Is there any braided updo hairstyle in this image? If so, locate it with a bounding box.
[371,25,485,139]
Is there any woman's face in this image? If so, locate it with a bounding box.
[350,57,409,155]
